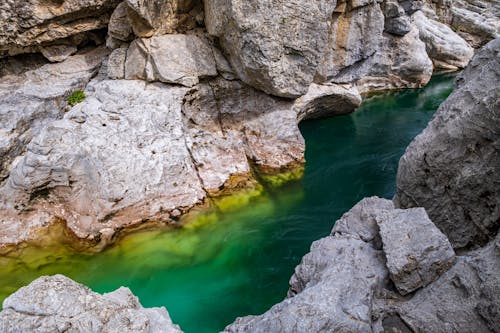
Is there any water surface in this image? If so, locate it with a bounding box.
[0,75,455,332]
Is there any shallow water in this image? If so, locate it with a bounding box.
[0,74,456,332]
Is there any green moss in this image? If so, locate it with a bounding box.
[259,166,305,188]
[68,90,86,106]
[212,185,264,213]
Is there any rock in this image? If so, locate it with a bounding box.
[413,11,474,70]
[108,2,134,42]
[204,0,336,98]
[318,1,433,93]
[125,0,202,37]
[0,46,109,182]
[39,44,78,63]
[395,37,500,249]
[294,83,362,121]
[384,0,412,36]
[0,275,183,333]
[0,77,306,247]
[224,197,392,333]
[108,47,128,79]
[0,0,120,59]
[122,34,218,87]
[375,233,500,333]
[375,208,455,295]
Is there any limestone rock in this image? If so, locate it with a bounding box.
[224,197,391,333]
[395,37,500,249]
[0,275,183,333]
[413,10,474,70]
[294,83,362,121]
[108,2,134,42]
[376,233,500,333]
[375,208,455,295]
[108,47,128,79]
[0,0,120,59]
[204,0,336,98]
[125,0,202,37]
[0,47,109,183]
[39,44,78,63]
[121,34,218,87]
[384,0,412,36]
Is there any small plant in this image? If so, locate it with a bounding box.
[68,90,86,106]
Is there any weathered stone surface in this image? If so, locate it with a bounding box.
[125,0,201,37]
[108,47,128,79]
[413,10,474,70]
[384,0,412,36]
[122,34,218,87]
[375,233,500,333]
[318,1,433,93]
[0,76,306,248]
[224,197,392,333]
[376,208,455,295]
[395,37,500,249]
[39,44,78,63]
[108,2,134,42]
[0,275,183,333]
[0,0,120,59]
[205,0,336,98]
[0,47,109,183]
[294,83,362,121]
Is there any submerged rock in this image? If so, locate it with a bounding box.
[0,275,183,333]
[395,37,500,249]
[375,208,455,295]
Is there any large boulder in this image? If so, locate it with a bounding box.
[395,37,500,249]
[0,0,120,60]
[413,10,474,70]
[0,275,183,333]
[376,208,455,295]
[204,0,336,98]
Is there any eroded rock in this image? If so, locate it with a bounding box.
[395,37,500,249]
[0,275,183,333]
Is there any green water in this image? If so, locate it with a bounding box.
[0,75,455,332]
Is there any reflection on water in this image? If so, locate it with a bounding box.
[0,74,456,333]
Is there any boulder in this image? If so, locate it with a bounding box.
[0,0,120,60]
[109,34,218,87]
[204,0,336,98]
[294,83,362,121]
[0,275,183,333]
[375,208,455,295]
[108,2,134,42]
[413,10,474,70]
[395,37,500,249]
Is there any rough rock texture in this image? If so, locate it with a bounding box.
[376,208,455,295]
[294,83,362,121]
[0,275,182,333]
[0,47,109,183]
[0,0,120,60]
[108,2,134,42]
[125,0,202,37]
[224,197,393,333]
[395,37,500,249]
[426,0,500,47]
[204,0,336,98]
[318,0,434,93]
[0,75,307,248]
[413,10,474,70]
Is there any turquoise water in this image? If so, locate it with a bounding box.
[0,75,455,332]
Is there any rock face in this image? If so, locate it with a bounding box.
[0,47,109,183]
[0,0,120,60]
[204,0,336,98]
[0,275,183,333]
[413,10,474,70]
[375,208,455,295]
[395,37,500,249]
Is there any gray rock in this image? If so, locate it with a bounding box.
[224,197,392,333]
[123,34,218,87]
[375,208,455,295]
[0,274,183,333]
[384,0,412,36]
[108,2,134,42]
[395,37,500,249]
[413,10,474,70]
[294,83,362,121]
[375,233,500,333]
[39,44,78,63]
[204,0,336,98]
[0,46,109,182]
[108,47,128,79]
[0,0,120,59]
